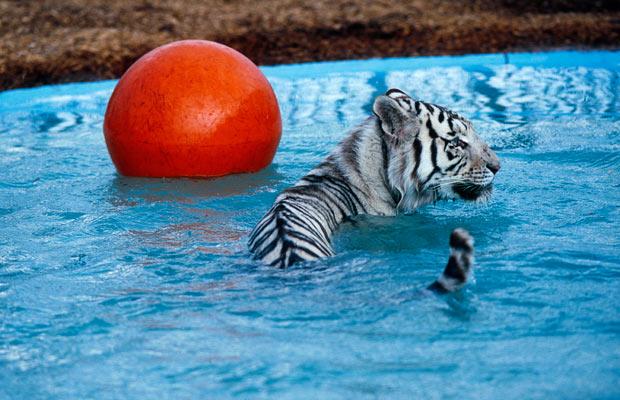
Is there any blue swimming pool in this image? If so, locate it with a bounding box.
[1,51,619,399]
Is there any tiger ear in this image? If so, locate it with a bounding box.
[373,90,419,142]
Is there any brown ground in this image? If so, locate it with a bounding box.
[1,0,619,90]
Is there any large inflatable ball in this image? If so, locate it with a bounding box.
[104,40,282,177]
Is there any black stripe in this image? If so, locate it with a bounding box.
[249,204,280,243]
[328,163,369,214]
[381,138,389,178]
[250,226,278,254]
[284,201,330,242]
[254,230,282,259]
[249,216,268,243]
[453,160,467,175]
[426,119,438,138]
[281,187,339,232]
[321,180,358,215]
[340,131,362,177]
[386,88,405,97]
[411,138,422,181]
[283,226,331,255]
[419,167,439,188]
[438,110,445,123]
[305,185,348,222]
[253,203,286,253]
[323,175,363,214]
[283,238,323,260]
[327,174,366,215]
[419,139,440,187]
[249,218,270,245]
[249,203,280,240]
[444,158,462,172]
[281,208,330,246]
[285,230,332,257]
[444,140,457,161]
[290,190,339,230]
[302,175,358,215]
[281,209,325,243]
[381,138,402,206]
[249,211,279,250]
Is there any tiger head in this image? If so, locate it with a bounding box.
[372,88,500,210]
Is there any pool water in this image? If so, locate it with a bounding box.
[1,51,619,399]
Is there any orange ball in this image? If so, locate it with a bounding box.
[103,40,282,177]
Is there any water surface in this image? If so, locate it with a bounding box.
[1,51,619,399]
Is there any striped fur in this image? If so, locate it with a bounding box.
[249,88,499,290]
[428,228,474,293]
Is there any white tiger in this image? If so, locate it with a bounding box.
[249,88,500,292]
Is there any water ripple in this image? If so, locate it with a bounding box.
[1,52,619,399]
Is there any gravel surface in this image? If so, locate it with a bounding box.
[1,0,619,90]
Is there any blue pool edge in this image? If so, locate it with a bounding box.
[1,49,619,112]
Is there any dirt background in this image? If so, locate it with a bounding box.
[1,0,619,90]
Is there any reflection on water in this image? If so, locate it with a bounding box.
[0,52,619,399]
[271,63,620,131]
[270,72,376,128]
[107,165,285,207]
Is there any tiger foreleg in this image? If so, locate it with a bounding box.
[428,228,474,293]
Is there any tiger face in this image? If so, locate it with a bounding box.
[373,88,500,210]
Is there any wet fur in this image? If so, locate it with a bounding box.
[249,89,499,291]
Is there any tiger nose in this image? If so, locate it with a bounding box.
[484,145,501,175]
[487,161,501,175]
